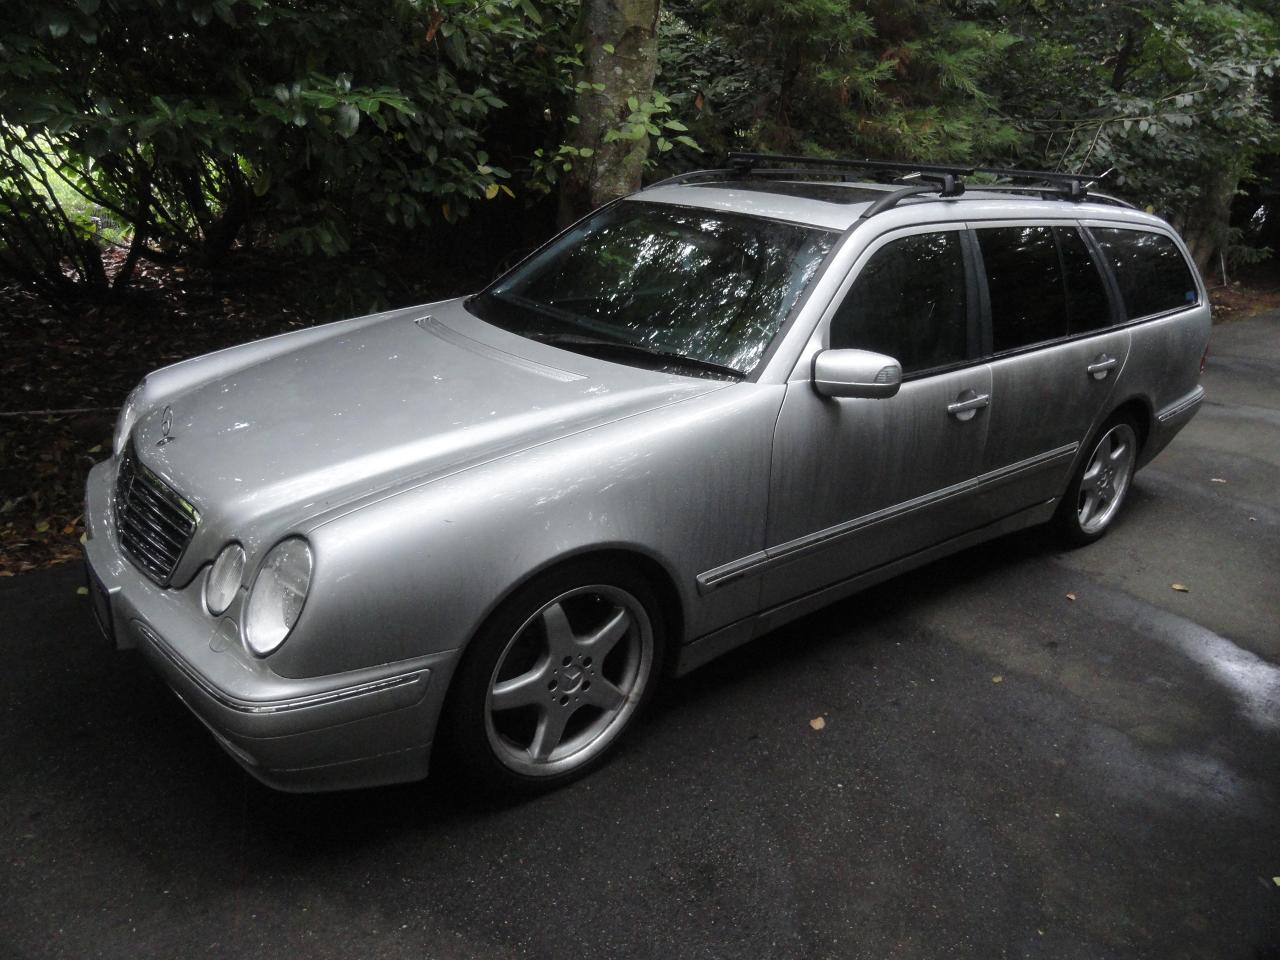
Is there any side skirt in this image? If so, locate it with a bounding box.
[670,498,1057,677]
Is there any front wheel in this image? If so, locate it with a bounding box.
[443,561,664,795]
[1054,415,1139,546]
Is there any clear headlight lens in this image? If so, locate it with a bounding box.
[244,538,312,656]
[204,542,246,616]
[113,381,146,456]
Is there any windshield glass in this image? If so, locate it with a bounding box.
[468,201,837,378]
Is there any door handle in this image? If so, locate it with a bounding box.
[1087,355,1119,380]
[947,391,990,421]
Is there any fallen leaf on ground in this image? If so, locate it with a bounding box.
[809,716,826,731]
[1171,583,1190,593]
[992,675,1004,684]
[1210,477,1228,484]
[1273,876,1280,887]
[75,586,87,595]
[1066,593,1077,601]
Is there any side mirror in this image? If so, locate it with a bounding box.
[811,349,902,399]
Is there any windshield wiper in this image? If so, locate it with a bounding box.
[529,332,746,381]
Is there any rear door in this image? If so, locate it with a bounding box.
[972,222,1131,512]
[761,225,994,608]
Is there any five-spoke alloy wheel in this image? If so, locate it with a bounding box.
[1055,414,1140,545]
[444,561,664,794]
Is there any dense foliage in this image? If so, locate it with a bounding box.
[1,0,1277,308]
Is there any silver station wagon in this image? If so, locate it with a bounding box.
[83,153,1210,793]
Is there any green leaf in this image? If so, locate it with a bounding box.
[76,0,101,13]
[47,13,71,38]
[663,119,688,132]
[603,43,616,55]
[519,0,542,25]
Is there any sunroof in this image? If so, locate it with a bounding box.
[690,179,888,205]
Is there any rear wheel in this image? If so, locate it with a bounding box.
[1054,415,1139,545]
[443,560,664,795]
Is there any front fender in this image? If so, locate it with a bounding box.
[266,383,784,680]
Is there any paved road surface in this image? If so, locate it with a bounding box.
[2,312,1278,959]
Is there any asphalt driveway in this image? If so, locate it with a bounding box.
[2,312,1278,960]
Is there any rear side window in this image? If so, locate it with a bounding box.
[1057,226,1114,334]
[1090,228,1199,319]
[830,231,969,374]
[976,226,1068,352]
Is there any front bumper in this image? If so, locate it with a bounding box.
[82,459,460,792]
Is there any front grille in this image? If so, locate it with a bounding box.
[114,447,198,585]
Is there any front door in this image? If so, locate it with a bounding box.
[762,226,995,608]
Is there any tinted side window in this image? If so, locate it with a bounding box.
[976,226,1068,352]
[1091,228,1199,319]
[830,231,968,374]
[1057,226,1113,334]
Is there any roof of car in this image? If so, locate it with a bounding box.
[634,178,1170,234]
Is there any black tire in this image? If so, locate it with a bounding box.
[1053,412,1141,547]
[441,558,666,796]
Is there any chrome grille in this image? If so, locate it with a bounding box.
[114,447,198,585]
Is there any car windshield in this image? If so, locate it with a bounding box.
[468,201,837,379]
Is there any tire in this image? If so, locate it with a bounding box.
[441,559,665,796]
[1054,413,1140,546]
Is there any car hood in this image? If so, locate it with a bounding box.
[131,301,722,538]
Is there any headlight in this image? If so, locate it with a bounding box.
[244,538,312,656]
[113,381,146,456]
[204,542,246,616]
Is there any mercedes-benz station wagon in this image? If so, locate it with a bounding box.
[83,154,1210,793]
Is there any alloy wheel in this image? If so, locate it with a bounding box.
[1076,422,1137,535]
[484,584,654,776]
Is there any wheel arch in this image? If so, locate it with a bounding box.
[1107,394,1154,458]
[458,543,687,672]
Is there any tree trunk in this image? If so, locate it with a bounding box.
[1176,164,1240,279]
[558,0,661,227]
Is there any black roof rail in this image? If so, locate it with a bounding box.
[645,167,735,189]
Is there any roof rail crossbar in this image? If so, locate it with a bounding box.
[962,183,1136,209]
[726,151,975,180]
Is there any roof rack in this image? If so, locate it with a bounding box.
[726,152,969,203]
[707,151,1130,215]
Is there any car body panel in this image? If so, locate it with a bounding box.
[131,299,722,587]
[762,365,994,608]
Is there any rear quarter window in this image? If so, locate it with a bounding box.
[1089,227,1199,320]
